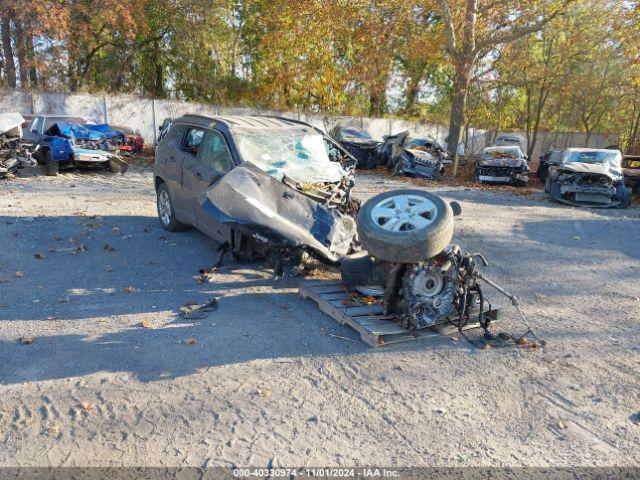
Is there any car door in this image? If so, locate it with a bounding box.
[182,129,235,242]
[157,125,189,221]
[25,116,44,143]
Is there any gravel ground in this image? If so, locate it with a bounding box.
[0,167,639,468]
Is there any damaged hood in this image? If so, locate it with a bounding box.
[557,162,617,178]
[406,148,438,162]
[478,157,525,168]
[0,112,25,136]
[201,164,357,262]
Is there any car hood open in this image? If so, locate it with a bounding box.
[201,164,357,263]
[0,112,25,136]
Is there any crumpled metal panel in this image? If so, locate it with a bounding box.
[201,163,356,262]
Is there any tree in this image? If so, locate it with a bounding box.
[437,0,571,175]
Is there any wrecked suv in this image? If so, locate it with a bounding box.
[545,148,631,208]
[154,115,360,271]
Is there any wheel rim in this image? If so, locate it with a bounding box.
[371,194,437,232]
[158,190,172,225]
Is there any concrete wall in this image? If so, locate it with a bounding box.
[1,90,618,160]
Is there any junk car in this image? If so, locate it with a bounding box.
[622,155,640,195]
[111,125,144,154]
[475,146,529,185]
[545,148,630,208]
[154,115,523,337]
[0,112,37,178]
[494,133,527,150]
[537,149,563,184]
[328,125,380,169]
[25,114,127,176]
[378,131,446,179]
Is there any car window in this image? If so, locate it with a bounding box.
[32,117,44,133]
[182,128,204,155]
[198,130,234,175]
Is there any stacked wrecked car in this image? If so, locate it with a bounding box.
[24,115,128,176]
[0,113,37,178]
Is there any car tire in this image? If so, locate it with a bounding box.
[156,183,185,231]
[549,180,561,202]
[44,151,58,176]
[340,251,388,287]
[357,189,453,263]
[617,186,631,209]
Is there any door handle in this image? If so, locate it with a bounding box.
[195,172,203,179]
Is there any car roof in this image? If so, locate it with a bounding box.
[174,114,316,132]
[484,146,522,152]
[564,148,620,153]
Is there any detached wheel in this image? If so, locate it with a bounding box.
[44,151,58,176]
[358,189,453,263]
[156,183,185,231]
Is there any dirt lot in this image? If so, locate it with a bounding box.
[1,167,639,468]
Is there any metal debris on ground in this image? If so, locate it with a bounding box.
[179,298,218,319]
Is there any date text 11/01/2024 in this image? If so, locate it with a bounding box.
[232,468,400,477]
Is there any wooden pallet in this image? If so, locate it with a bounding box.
[299,280,499,348]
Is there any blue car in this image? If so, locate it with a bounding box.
[25,115,127,176]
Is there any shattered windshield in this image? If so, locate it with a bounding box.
[563,150,621,168]
[235,130,347,184]
[407,137,439,150]
[342,128,372,141]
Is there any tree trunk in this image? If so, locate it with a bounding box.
[25,32,37,87]
[153,40,164,97]
[14,20,28,88]
[1,17,16,88]
[448,66,471,176]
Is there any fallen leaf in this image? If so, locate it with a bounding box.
[123,286,138,293]
[34,253,46,259]
[15,271,24,277]
[140,318,151,328]
[59,297,71,303]
[257,389,272,398]
[78,402,93,412]
[113,227,120,233]
[572,236,581,240]
[18,337,34,345]
[45,316,58,320]
[184,338,198,345]
[103,243,115,252]
[557,419,567,430]
[483,343,492,350]
[122,235,133,240]
[516,336,528,345]
[46,425,61,436]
